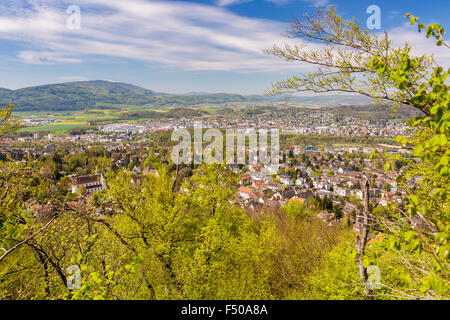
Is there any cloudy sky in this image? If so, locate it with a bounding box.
[0,0,448,94]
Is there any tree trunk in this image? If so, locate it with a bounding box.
[355,179,373,299]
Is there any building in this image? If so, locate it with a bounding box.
[278,174,293,186]
[238,186,255,200]
[71,174,108,194]
[290,196,307,204]
[239,174,252,185]
[335,187,351,197]
[352,189,364,200]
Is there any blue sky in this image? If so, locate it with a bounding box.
[0,0,448,94]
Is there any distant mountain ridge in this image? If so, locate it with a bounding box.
[0,80,371,111]
[0,80,161,111]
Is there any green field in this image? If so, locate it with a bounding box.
[13,105,177,134]
[18,123,88,134]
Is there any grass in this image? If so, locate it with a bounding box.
[12,105,170,134]
[18,123,89,134]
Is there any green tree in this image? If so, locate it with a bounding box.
[282,200,308,219]
[0,104,21,139]
[267,6,449,299]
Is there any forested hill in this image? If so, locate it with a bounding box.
[0,80,248,111]
[0,80,377,112]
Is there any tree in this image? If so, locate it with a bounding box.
[267,6,449,299]
[78,185,87,196]
[0,104,21,139]
[266,6,432,116]
[282,200,308,219]
[307,233,363,300]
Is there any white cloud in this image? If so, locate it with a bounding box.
[217,0,329,7]
[17,51,82,65]
[0,0,447,74]
[216,0,252,6]
[0,0,301,71]
[385,24,450,68]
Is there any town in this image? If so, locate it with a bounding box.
[1,105,413,230]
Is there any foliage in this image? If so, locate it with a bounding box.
[267,6,449,299]
[306,233,363,300]
[0,104,21,139]
[282,200,308,219]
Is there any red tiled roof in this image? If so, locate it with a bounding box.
[238,186,253,194]
[290,197,306,203]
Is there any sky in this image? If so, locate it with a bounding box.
[0,0,449,94]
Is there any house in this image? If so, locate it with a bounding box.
[295,177,306,186]
[71,174,107,194]
[278,174,293,186]
[313,179,331,191]
[267,182,281,191]
[369,188,381,198]
[335,187,351,197]
[374,180,384,188]
[252,179,265,189]
[380,192,403,206]
[317,190,332,199]
[352,189,364,200]
[271,192,283,201]
[238,186,255,199]
[290,196,307,204]
[240,174,252,185]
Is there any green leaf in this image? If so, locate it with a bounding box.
[429,134,448,147]
[383,161,394,172]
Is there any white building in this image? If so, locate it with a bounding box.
[71,174,108,194]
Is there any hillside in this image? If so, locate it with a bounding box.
[0,81,248,111]
[0,81,161,111]
[264,94,373,106]
[323,104,424,120]
[0,88,13,100]
[0,80,376,111]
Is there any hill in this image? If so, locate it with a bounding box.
[0,81,248,111]
[0,80,373,111]
[265,94,373,106]
[0,88,13,101]
[0,81,161,111]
